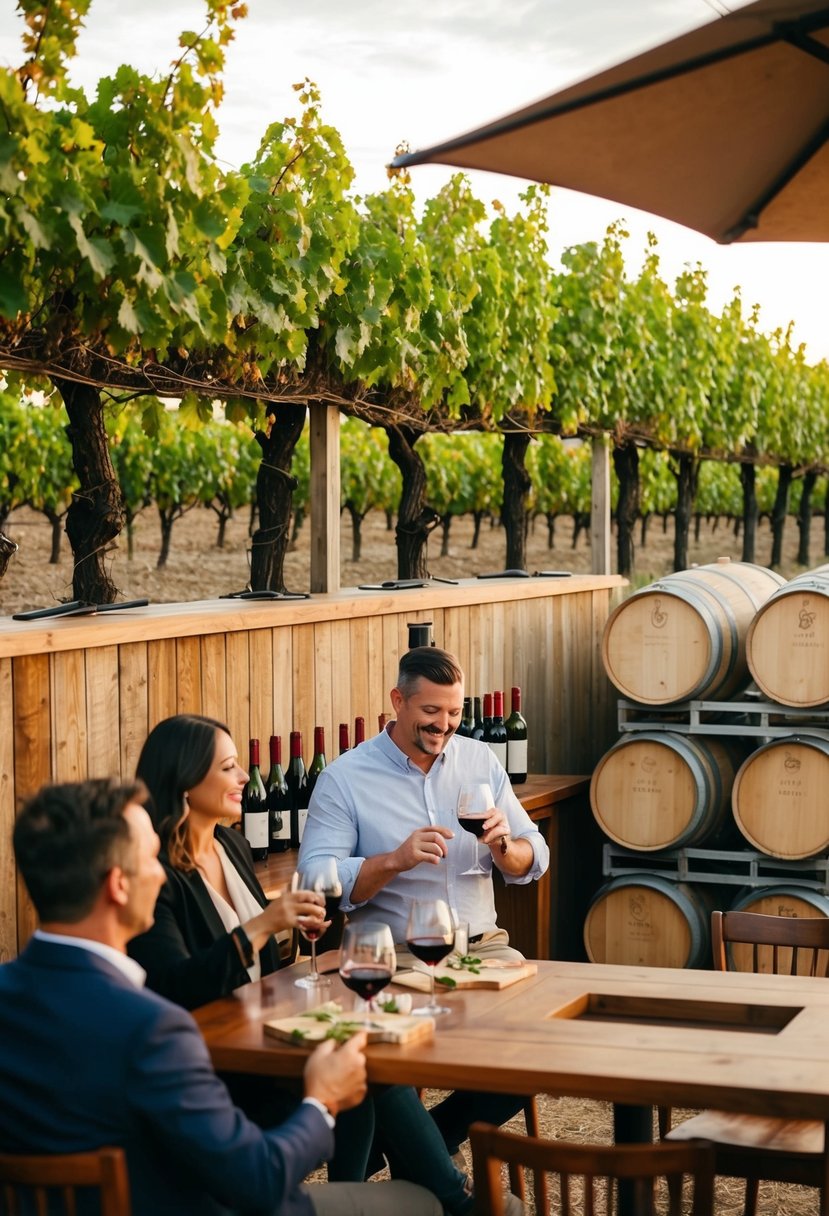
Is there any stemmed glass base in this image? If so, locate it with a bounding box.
[294,938,331,989]
[411,981,450,1017]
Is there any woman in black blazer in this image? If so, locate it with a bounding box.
[129,714,473,1215]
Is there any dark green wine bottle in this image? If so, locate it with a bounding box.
[266,735,291,853]
[456,696,474,737]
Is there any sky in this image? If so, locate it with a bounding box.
[3,0,829,361]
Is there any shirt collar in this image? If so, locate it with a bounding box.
[34,929,147,988]
[379,721,450,772]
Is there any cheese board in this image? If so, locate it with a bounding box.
[392,958,538,992]
[264,1002,434,1045]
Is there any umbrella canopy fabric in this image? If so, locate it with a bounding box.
[392,1,829,244]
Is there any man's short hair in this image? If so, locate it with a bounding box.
[396,646,464,697]
[13,778,144,923]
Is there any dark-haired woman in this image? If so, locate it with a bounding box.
[129,714,472,1215]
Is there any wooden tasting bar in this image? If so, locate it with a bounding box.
[0,574,623,960]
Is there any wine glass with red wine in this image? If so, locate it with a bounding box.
[292,858,342,990]
[405,898,455,1017]
[457,782,494,875]
[338,922,396,1014]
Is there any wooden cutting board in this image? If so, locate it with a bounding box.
[264,1007,434,1045]
[393,959,538,992]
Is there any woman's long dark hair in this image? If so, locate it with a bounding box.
[136,713,230,872]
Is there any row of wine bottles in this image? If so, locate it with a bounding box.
[241,720,366,861]
[456,686,528,785]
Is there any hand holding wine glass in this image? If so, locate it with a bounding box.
[457,782,495,875]
[338,922,396,1015]
[406,898,455,1017]
[292,857,342,990]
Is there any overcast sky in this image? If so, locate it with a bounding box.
[3,0,829,361]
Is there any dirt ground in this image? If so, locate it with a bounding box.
[1,501,826,615]
[1,505,825,1212]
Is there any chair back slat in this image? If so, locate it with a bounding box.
[0,1149,130,1216]
[470,1122,716,1216]
[713,909,829,977]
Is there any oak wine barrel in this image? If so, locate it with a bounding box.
[602,558,786,705]
[590,731,746,852]
[746,563,829,707]
[731,735,829,859]
[728,885,829,974]
[584,874,718,969]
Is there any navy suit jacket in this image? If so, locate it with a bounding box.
[128,825,282,1010]
[0,938,331,1216]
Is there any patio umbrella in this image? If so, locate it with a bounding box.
[391,0,829,244]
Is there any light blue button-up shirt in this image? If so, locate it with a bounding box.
[299,727,550,945]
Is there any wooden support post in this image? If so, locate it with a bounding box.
[309,402,340,593]
[591,433,612,575]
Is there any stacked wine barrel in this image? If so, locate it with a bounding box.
[585,558,829,971]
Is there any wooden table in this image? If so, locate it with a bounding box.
[255,774,596,961]
[195,958,829,1125]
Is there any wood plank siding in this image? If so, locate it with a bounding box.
[0,575,624,957]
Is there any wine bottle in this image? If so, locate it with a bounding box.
[482,692,494,739]
[286,731,308,849]
[506,686,528,784]
[354,716,366,745]
[471,696,485,741]
[338,722,350,755]
[307,726,327,803]
[242,738,269,862]
[266,735,291,853]
[455,696,474,738]
[484,691,508,769]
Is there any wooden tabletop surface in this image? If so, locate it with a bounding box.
[194,958,829,1121]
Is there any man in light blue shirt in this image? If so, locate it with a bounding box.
[300,646,549,958]
[300,646,547,1169]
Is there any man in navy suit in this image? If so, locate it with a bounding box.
[0,778,440,1216]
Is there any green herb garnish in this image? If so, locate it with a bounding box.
[446,953,482,975]
[324,1021,362,1043]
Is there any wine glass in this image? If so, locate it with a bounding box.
[405,898,455,1017]
[292,858,342,990]
[338,921,396,1016]
[457,782,494,875]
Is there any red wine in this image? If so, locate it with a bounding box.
[324,892,341,921]
[338,723,350,754]
[286,731,308,849]
[484,690,508,769]
[307,726,327,801]
[506,686,528,784]
[340,966,393,1000]
[354,716,366,745]
[266,735,291,853]
[242,739,269,861]
[471,696,485,741]
[458,814,488,839]
[301,922,324,942]
[407,937,453,966]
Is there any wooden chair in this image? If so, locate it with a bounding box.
[469,1121,716,1215]
[666,909,829,1215]
[0,1147,131,1215]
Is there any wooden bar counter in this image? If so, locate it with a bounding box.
[255,773,597,961]
[0,573,622,959]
